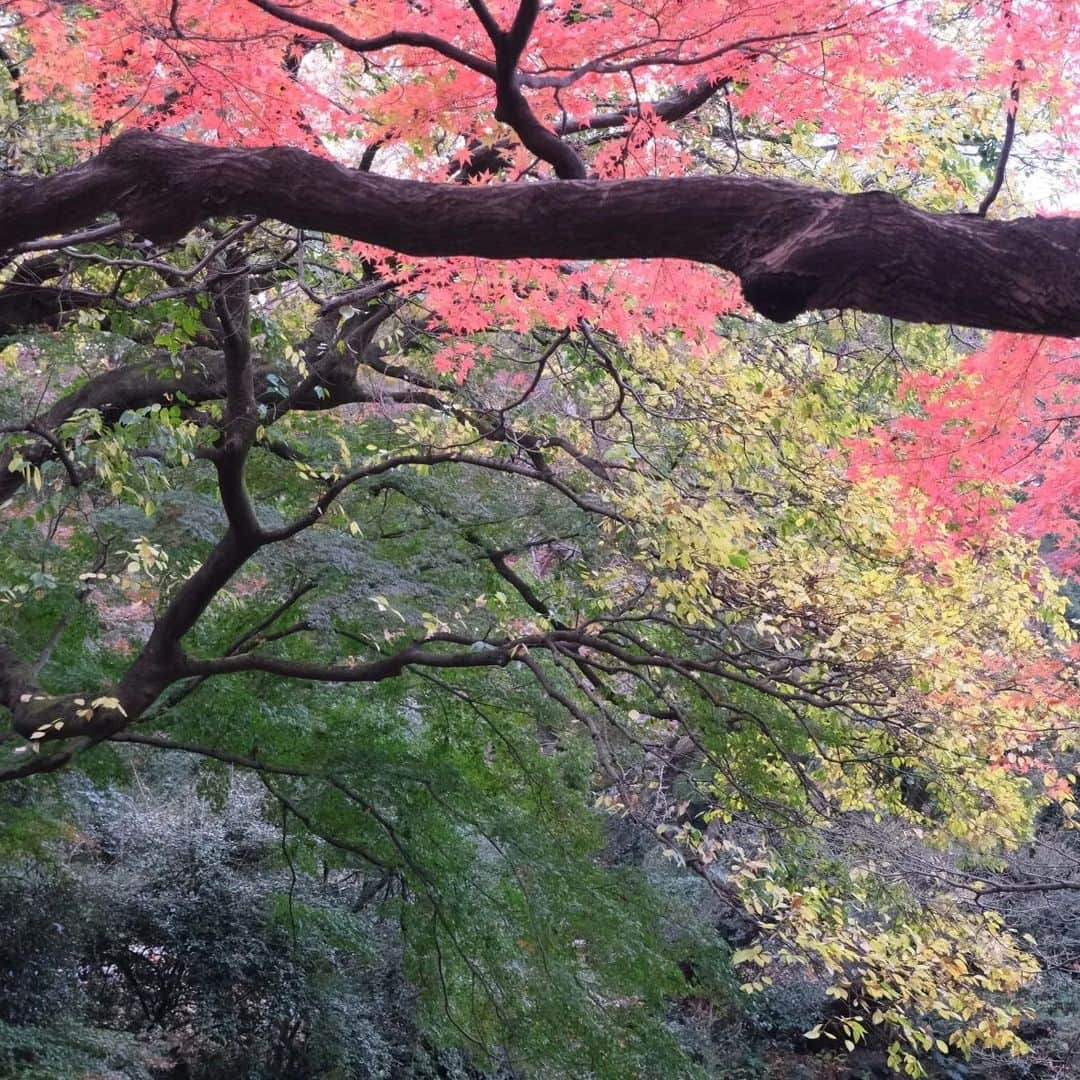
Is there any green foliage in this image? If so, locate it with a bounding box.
[2,9,1077,1076]
[0,1021,163,1080]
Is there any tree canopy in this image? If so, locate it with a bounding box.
[0,1,1078,1077]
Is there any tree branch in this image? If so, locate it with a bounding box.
[208,272,262,541]
[557,76,727,135]
[977,59,1023,217]
[468,0,587,178]
[244,0,498,79]
[3,131,1078,334]
[0,255,105,332]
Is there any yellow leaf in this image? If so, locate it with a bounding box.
[90,696,127,716]
[731,946,762,966]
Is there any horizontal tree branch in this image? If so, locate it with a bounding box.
[0,345,227,505]
[245,0,498,80]
[557,76,727,135]
[1,131,1078,334]
[0,255,105,333]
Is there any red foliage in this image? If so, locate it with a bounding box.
[850,334,1079,570]
[10,1,1080,559]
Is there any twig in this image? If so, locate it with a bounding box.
[977,59,1023,217]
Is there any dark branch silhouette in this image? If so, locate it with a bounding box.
[3,131,1080,335]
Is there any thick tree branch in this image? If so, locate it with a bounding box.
[0,255,104,332]
[208,272,262,541]
[2,132,1078,335]
[468,0,587,178]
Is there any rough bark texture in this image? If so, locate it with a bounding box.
[2,132,1078,335]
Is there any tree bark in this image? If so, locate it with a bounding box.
[2,130,1079,334]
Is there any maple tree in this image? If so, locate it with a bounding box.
[0,0,1079,1076]
[2,1,1080,334]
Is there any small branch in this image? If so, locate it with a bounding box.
[466,0,503,44]
[262,448,619,546]
[259,775,390,869]
[109,731,311,776]
[143,581,318,716]
[30,613,75,680]
[9,222,128,255]
[0,746,78,781]
[558,76,728,135]
[0,734,102,783]
[977,59,1023,217]
[477,544,557,623]
[179,636,520,682]
[244,0,497,78]
[5,423,82,488]
[64,218,262,281]
[0,42,26,116]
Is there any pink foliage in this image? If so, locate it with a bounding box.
[850,334,1079,569]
